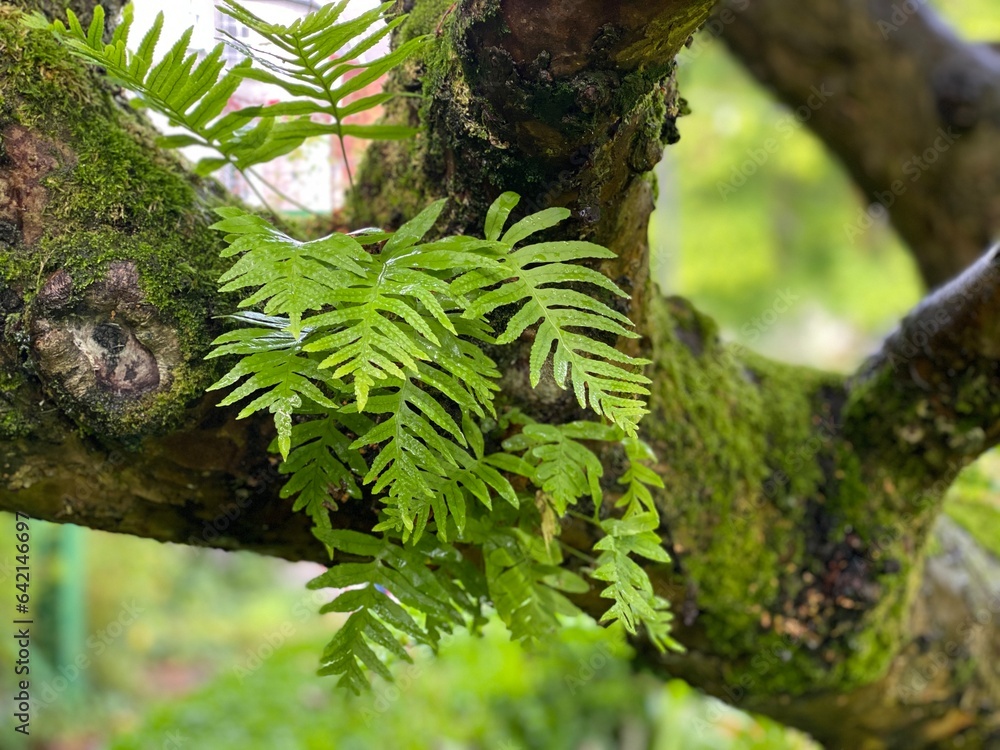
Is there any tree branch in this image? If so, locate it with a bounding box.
[719,0,1000,287]
[3,2,1000,745]
[847,242,1000,479]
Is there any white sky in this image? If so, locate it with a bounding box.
[130,0,382,55]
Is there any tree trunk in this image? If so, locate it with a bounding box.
[1,2,998,747]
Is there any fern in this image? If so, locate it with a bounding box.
[454,192,652,435]
[28,1,422,179]
[594,438,681,652]
[305,531,459,693]
[33,0,681,691]
[478,525,589,645]
[502,421,619,516]
[204,316,340,460]
[593,513,680,652]
[277,415,367,531]
[216,0,424,185]
[204,190,676,683]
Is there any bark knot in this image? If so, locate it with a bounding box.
[29,261,182,436]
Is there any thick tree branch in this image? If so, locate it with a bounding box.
[847,242,1000,479]
[719,0,1000,287]
[2,2,999,746]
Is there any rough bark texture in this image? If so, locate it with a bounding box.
[1,1,998,748]
[719,0,1000,289]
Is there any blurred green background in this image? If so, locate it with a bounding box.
[3,2,999,748]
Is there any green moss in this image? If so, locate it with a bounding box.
[644,295,923,694]
[0,10,230,437]
[0,366,31,439]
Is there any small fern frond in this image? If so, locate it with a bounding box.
[593,513,681,652]
[26,4,257,175]
[502,421,620,516]
[455,192,652,435]
[31,1,422,177]
[617,437,665,515]
[217,0,425,180]
[300,201,484,410]
[206,340,339,460]
[213,207,369,337]
[308,530,468,693]
[478,526,588,645]
[277,416,368,530]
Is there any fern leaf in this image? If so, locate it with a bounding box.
[503,422,619,516]
[617,437,665,515]
[28,5,255,172]
[593,512,680,652]
[454,193,652,435]
[218,0,427,158]
[31,1,423,175]
[277,416,368,530]
[308,530,468,693]
[479,527,586,644]
[213,207,369,337]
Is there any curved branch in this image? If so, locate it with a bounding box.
[3,3,999,746]
[719,0,1000,287]
[847,242,1000,478]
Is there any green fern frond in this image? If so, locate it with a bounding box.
[617,437,665,515]
[277,416,368,530]
[30,1,421,176]
[206,342,340,460]
[217,0,425,176]
[308,530,469,693]
[502,421,620,516]
[593,513,680,652]
[300,201,491,411]
[26,4,257,175]
[479,526,587,644]
[213,207,369,337]
[455,193,652,435]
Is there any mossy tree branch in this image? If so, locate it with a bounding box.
[1,1,999,746]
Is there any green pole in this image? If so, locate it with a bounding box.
[55,523,88,701]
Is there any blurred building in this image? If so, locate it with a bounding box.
[133,0,385,213]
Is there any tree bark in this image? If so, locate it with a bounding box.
[717,0,1000,288]
[2,2,999,747]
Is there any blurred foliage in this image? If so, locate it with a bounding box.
[945,453,1000,558]
[109,620,817,750]
[652,0,1000,369]
[653,46,924,367]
